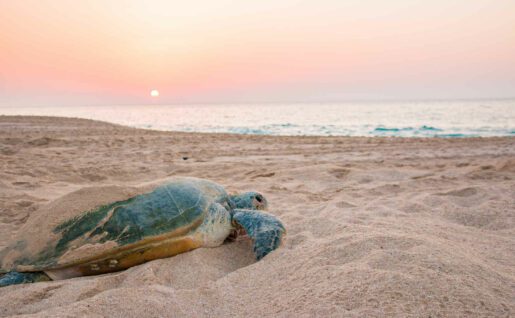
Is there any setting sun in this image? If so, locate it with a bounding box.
[0,1,513,315]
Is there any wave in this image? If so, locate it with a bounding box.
[373,125,443,133]
[1,100,513,138]
[155,124,513,138]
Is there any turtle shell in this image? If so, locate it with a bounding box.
[0,177,229,277]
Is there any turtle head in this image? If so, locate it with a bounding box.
[230,192,268,210]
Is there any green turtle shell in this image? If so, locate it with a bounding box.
[0,177,230,277]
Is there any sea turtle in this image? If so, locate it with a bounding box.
[0,177,285,287]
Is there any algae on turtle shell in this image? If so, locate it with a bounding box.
[0,177,285,287]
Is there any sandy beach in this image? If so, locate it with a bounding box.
[0,115,513,317]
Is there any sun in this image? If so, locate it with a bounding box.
[150,89,159,97]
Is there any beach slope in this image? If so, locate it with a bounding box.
[0,116,513,317]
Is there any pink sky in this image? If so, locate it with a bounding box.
[1,0,514,106]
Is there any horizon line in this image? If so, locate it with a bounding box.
[1,96,515,108]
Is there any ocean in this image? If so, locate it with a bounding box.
[1,99,514,137]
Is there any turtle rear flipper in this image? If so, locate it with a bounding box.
[0,271,50,287]
[232,209,285,260]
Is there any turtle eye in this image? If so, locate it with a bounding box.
[255,195,263,203]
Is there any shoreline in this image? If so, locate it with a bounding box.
[0,115,514,317]
[1,114,514,141]
[2,106,514,138]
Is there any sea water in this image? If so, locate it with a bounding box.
[1,100,514,137]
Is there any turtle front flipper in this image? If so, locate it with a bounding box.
[0,271,51,287]
[232,209,285,260]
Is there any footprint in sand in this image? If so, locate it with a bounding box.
[0,146,17,155]
[437,187,477,197]
[252,172,275,179]
[27,136,56,146]
[11,181,40,189]
[335,201,357,208]
[433,187,492,208]
[329,168,351,179]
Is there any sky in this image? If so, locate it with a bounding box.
[0,0,514,106]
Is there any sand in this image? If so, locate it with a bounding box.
[0,115,513,317]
